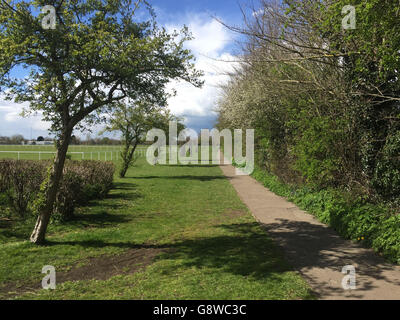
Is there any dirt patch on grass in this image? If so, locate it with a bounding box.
[0,247,164,299]
[57,247,163,282]
[223,209,247,219]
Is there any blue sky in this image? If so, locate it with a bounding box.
[0,0,250,140]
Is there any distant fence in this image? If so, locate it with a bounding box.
[0,149,147,161]
[0,151,84,160]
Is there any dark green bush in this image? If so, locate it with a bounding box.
[53,160,115,221]
[372,130,400,203]
[292,116,343,188]
[53,170,84,221]
[0,160,47,217]
[0,159,115,221]
[0,161,10,193]
[78,161,115,198]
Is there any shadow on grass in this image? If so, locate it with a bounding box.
[2,222,317,300]
[133,175,226,181]
[0,222,36,243]
[0,183,141,242]
[103,191,142,202]
[45,220,400,299]
[112,182,138,191]
[77,182,142,210]
[65,212,132,228]
[45,222,305,288]
[161,164,220,168]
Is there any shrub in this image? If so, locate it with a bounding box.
[372,130,400,203]
[53,160,115,221]
[53,170,84,221]
[0,159,115,221]
[292,116,343,188]
[0,160,47,217]
[0,160,10,192]
[373,215,400,264]
[78,161,115,198]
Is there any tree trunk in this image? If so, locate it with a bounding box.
[119,163,129,178]
[30,129,72,244]
[119,142,138,178]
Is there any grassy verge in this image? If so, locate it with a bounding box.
[0,157,314,299]
[249,166,400,265]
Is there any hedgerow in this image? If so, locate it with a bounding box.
[0,159,115,221]
[219,0,400,264]
[53,160,115,221]
[0,160,47,217]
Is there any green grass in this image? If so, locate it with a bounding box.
[0,156,314,300]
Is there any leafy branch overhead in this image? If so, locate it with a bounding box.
[0,0,204,136]
[0,0,204,244]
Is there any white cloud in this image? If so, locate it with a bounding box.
[165,14,239,131]
[172,18,230,56]
[0,13,238,137]
[4,110,21,122]
[0,98,51,137]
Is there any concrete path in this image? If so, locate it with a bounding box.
[219,162,400,300]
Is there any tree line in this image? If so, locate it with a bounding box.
[0,134,121,145]
[217,0,400,206]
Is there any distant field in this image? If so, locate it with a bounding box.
[0,145,148,161]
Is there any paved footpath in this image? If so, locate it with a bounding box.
[219,162,400,300]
